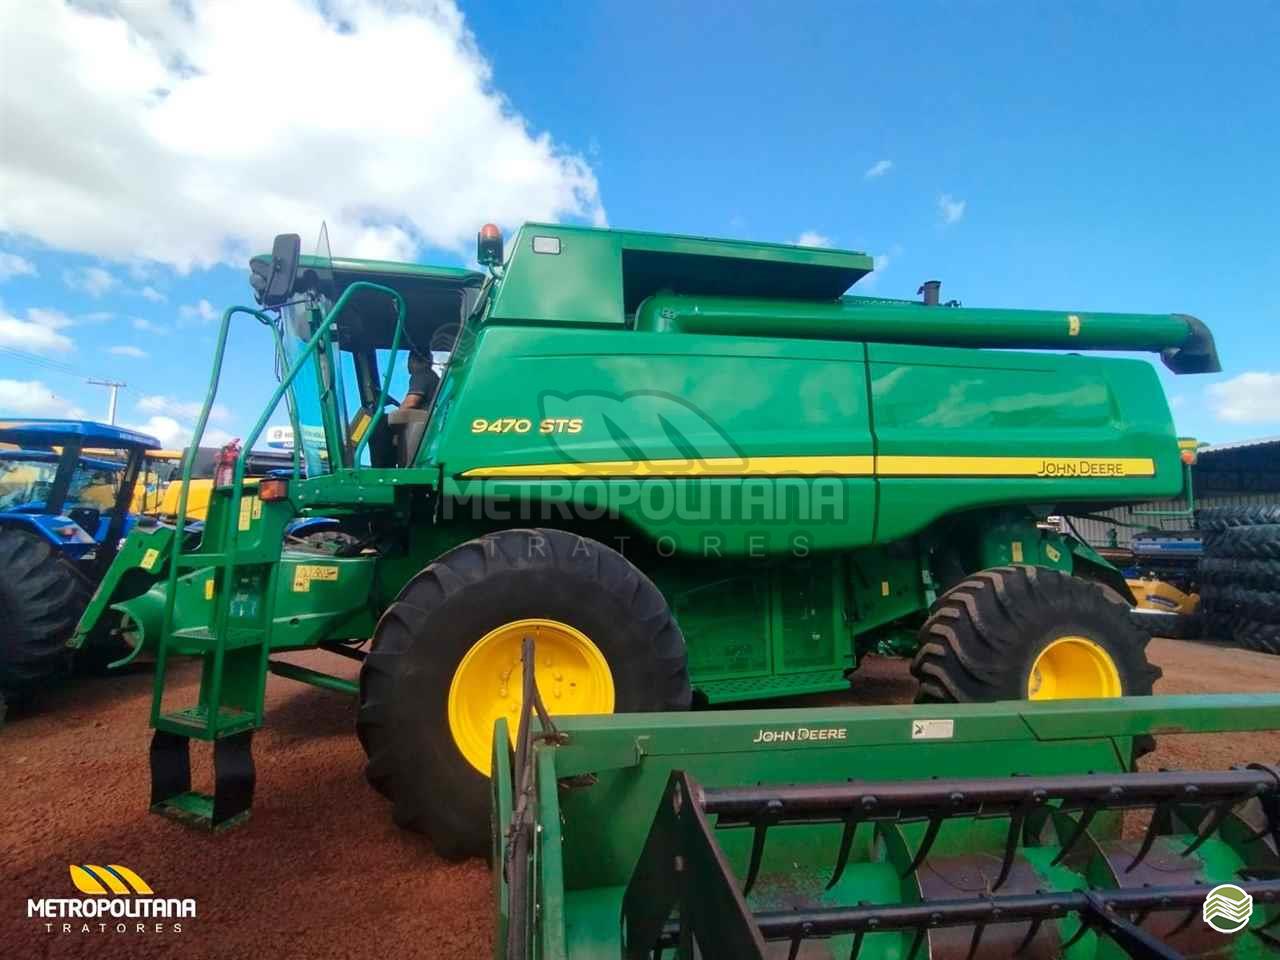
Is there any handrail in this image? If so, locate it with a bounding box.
[151,282,405,728]
[153,303,273,724]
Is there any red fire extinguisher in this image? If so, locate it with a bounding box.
[214,439,241,487]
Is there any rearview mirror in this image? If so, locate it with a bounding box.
[250,233,302,307]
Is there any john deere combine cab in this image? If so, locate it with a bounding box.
[75,223,1223,862]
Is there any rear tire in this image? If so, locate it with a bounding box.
[911,565,1160,703]
[356,528,690,860]
[0,528,92,700]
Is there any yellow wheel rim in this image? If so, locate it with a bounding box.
[1027,635,1123,700]
[447,618,615,775]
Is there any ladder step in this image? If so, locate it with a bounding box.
[152,791,252,831]
[155,706,257,740]
[149,728,255,830]
[169,625,266,652]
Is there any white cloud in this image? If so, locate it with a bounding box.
[864,159,893,179]
[138,285,166,302]
[137,394,230,422]
[178,299,218,324]
[132,316,169,335]
[0,378,86,418]
[858,243,903,292]
[63,265,118,297]
[0,251,37,280]
[126,414,233,448]
[793,231,833,248]
[109,344,148,358]
[1207,372,1280,424]
[0,306,75,353]
[0,0,604,271]
[939,194,966,225]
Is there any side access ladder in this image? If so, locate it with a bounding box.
[146,286,404,828]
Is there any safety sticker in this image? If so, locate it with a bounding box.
[238,496,262,531]
[911,718,954,740]
[293,564,339,592]
[141,548,159,571]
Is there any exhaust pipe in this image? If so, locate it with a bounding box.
[918,280,941,306]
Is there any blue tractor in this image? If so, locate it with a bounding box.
[0,419,159,701]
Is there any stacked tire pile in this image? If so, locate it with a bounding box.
[1198,506,1280,653]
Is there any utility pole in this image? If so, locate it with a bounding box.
[87,378,126,424]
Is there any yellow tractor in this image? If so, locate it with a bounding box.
[132,445,294,522]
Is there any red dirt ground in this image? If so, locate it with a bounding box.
[4,638,1279,959]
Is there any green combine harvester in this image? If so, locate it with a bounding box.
[74,222,1237,886]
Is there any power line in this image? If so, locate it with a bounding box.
[0,346,86,379]
[0,346,135,423]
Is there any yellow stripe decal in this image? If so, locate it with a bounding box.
[460,455,1155,480]
[461,455,875,478]
[876,456,1155,478]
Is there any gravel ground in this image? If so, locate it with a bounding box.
[4,637,1280,959]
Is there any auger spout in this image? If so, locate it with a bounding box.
[633,292,1220,374]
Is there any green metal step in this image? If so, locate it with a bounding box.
[169,625,265,651]
[152,791,249,831]
[155,706,258,740]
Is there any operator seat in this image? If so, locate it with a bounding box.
[385,407,430,467]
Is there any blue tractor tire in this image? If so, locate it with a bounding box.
[0,527,91,701]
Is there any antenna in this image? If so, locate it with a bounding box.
[86,377,126,424]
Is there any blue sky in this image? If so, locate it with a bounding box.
[1,1,1276,448]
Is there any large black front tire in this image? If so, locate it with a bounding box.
[911,565,1161,703]
[357,528,690,860]
[0,528,92,700]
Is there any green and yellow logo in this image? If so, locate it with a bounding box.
[1203,883,1253,934]
[69,865,154,896]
